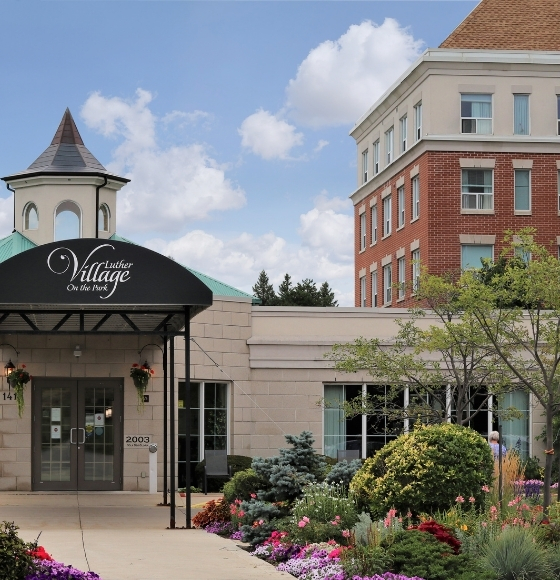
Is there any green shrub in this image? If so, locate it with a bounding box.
[385,530,491,580]
[483,526,551,580]
[351,423,493,517]
[238,499,287,546]
[287,482,358,544]
[222,468,266,503]
[0,521,38,580]
[341,544,392,578]
[548,544,560,580]
[194,454,253,492]
[522,455,544,480]
[325,459,362,487]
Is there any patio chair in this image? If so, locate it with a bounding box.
[337,449,360,462]
[203,450,232,494]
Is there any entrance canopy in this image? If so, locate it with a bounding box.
[0,239,212,335]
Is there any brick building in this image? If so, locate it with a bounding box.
[351,0,560,308]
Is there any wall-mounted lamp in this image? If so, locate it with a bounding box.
[73,345,82,359]
[141,360,151,372]
[1,343,20,389]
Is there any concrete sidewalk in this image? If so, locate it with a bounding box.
[0,492,288,580]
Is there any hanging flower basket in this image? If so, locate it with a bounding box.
[130,363,154,412]
[7,365,31,418]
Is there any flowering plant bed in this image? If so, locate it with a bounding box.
[24,545,102,580]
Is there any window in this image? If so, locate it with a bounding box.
[23,202,38,230]
[461,94,492,134]
[385,127,394,165]
[373,141,380,175]
[397,257,405,300]
[98,204,110,232]
[323,384,404,458]
[360,275,367,307]
[383,196,392,237]
[397,186,405,228]
[461,169,493,210]
[383,263,392,304]
[372,271,378,307]
[414,102,422,142]
[411,249,420,293]
[371,205,378,245]
[514,170,530,211]
[54,200,81,242]
[496,391,530,459]
[412,176,420,220]
[461,245,493,269]
[400,115,407,153]
[557,96,560,135]
[178,381,228,487]
[513,95,529,135]
[362,149,369,184]
[558,170,560,211]
[360,213,366,251]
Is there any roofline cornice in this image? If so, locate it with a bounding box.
[1,171,130,185]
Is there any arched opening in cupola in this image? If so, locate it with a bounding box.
[54,200,81,241]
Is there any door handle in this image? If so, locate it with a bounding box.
[70,428,76,444]
[78,428,86,445]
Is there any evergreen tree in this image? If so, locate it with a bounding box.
[277,273,294,305]
[318,281,338,306]
[252,270,277,305]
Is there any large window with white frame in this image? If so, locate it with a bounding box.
[397,257,405,300]
[373,140,380,175]
[411,249,420,293]
[371,270,378,307]
[461,244,493,269]
[360,212,366,251]
[514,169,530,212]
[383,263,392,305]
[360,275,367,307]
[414,102,422,142]
[385,127,394,165]
[461,169,493,210]
[557,96,560,135]
[461,94,492,134]
[362,149,369,184]
[178,381,228,487]
[397,186,405,228]
[412,175,420,220]
[400,115,407,153]
[383,196,392,237]
[371,204,378,245]
[513,95,529,135]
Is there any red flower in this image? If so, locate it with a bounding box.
[132,363,139,368]
[27,546,53,561]
[21,364,26,369]
[150,369,155,375]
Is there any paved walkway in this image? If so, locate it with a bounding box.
[0,492,288,580]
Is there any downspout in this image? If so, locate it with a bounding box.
[95,175,108,239]
[6,184,15,232]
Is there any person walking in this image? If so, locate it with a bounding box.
[489,430,506,460]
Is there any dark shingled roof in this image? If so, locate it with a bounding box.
[440,0,560,51]
[2,109,129,183]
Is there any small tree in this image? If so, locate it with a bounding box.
[253,271,338,307]
[252,270,277,305]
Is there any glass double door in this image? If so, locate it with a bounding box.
[32,379,123,491]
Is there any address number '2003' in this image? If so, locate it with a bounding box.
[125,435,152,447]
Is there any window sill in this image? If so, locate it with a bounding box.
[514,210,531,216]
[381,233,392,240]
[396,225,405,232]
[359,248,366,254]
[382,302,392,308]
[460,209,494,215]
[370,242,377,247]
[410,216,420,224]
[396,297,405,303]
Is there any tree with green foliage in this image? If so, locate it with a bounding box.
[252,270,277,305]
[457,229,560,510]
[252,271,338,306]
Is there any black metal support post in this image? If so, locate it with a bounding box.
[185,305,192,529]
[163,328,168,506]
[169,336,175,529]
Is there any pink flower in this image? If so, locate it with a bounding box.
[342,530,351,538]
[508,500,515,507]
[482,485,490,493]
[250,493,256,498]
[490,506,498,513]
[302,516,309,523]
[469,497,476,503]
[481,521,488,528]
[455,496,465,503]
[406,511,412,518]
[335,515,340,520]
[258,519,264,525]
[330,520,339,526]
[238,511,245,517]
[298,521,307,528]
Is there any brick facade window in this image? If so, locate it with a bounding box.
[462,169,493,210]
[383,196,392,237]
[461,94,492,134]
[371,270,378,307]
[411,249,420,293]
[371,205,378,245]
[383,263,392,304]
[514,169,531,212]
[360,275,367,307]
[397,257,406,300]
[412,175,420,220]
[461,244,493,269]
[397,186,405,228]
[360,212,366,251]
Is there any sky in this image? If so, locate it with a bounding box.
[0,0,477,305]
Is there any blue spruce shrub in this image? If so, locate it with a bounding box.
[325,459,362,488]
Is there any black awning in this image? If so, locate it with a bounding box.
[0,239,212,334]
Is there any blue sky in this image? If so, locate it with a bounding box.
[0,1,477,304]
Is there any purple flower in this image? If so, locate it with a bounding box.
[26,559,102,580]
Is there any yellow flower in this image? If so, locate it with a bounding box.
[461,524,468,531]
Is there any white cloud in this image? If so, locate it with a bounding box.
[286,18,424,128]
[81,89,245,234]
[0,194,13,238]
[314,140,329,153]
[238,109,304,160]
[162,110,213,127]
[145,194,354,305]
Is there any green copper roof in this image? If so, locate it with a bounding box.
[109,233,257,302]
[0,231,38,263]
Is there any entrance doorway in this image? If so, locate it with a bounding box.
[32,378,123,491]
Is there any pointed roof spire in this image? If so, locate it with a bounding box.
[440,0,560,51]
[50,108,84,146]
[1,109,128,184]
